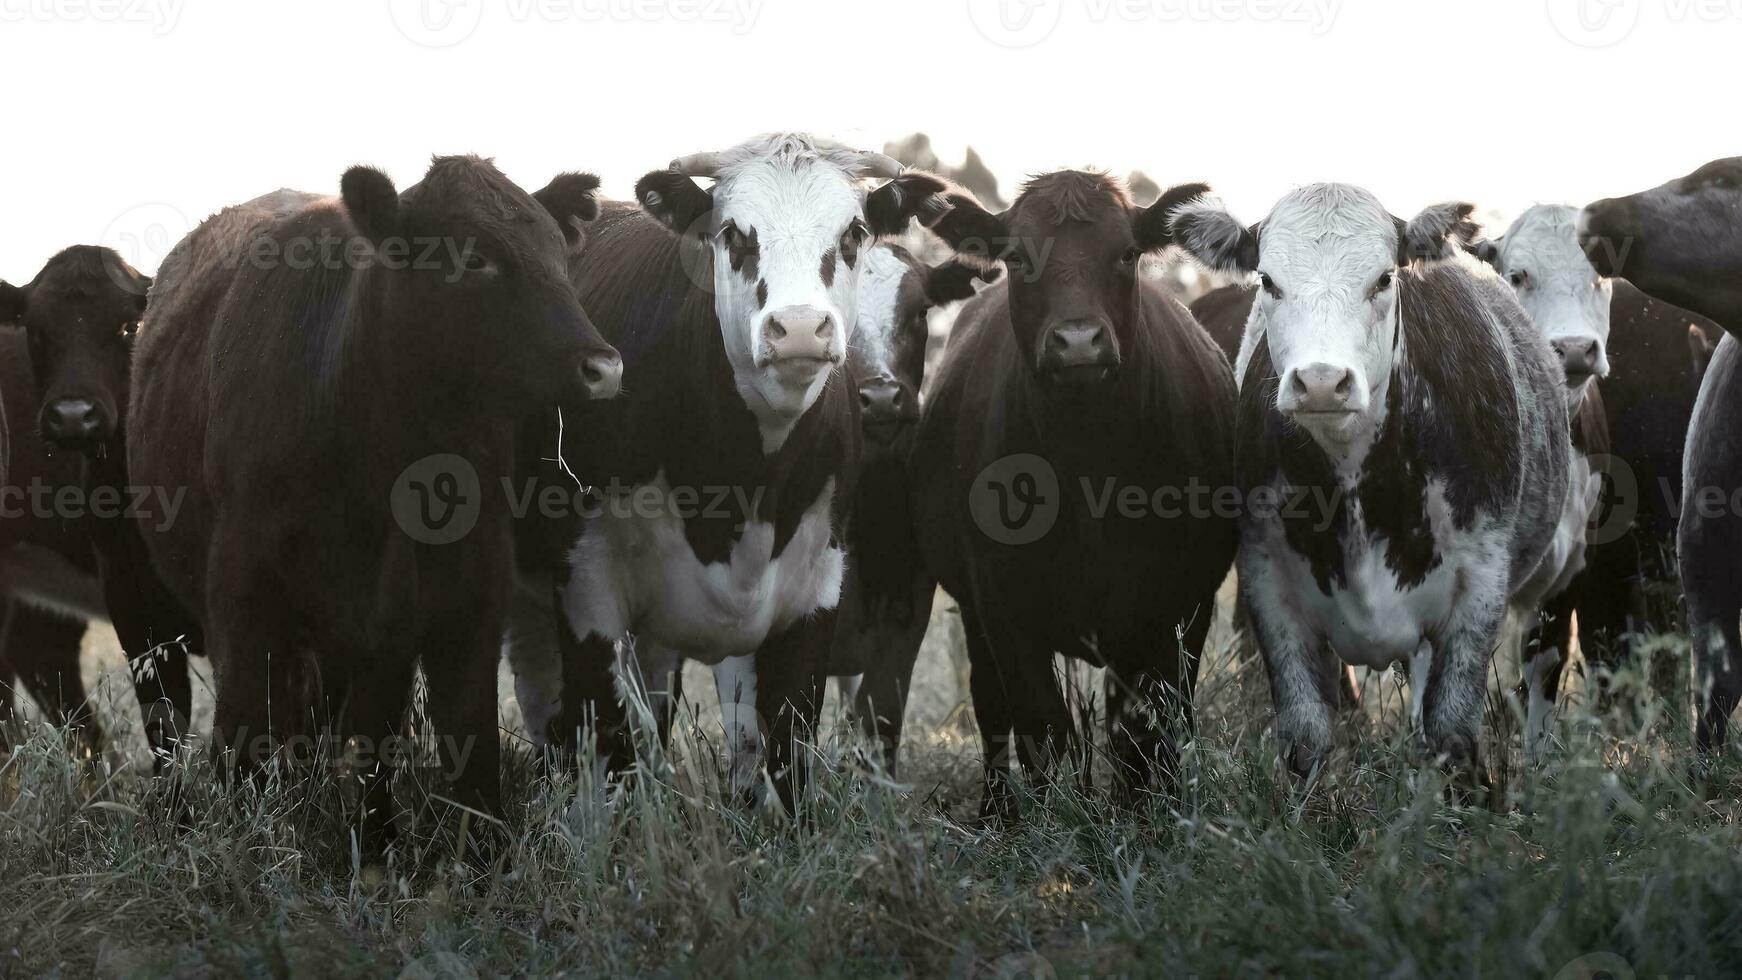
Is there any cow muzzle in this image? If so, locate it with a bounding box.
[760,306,841,384]
[40,397,111,447]
[1039,319,1119,386]
[575,348,624,401]
[1550,337,1603,389]
[857,375,913,444]
[1280,362,1364,419]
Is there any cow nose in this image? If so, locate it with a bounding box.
[1287,363,1356,413]
[1552,338,1600,383]
[858,377,907,423]
[1041,321,1117,381]
[41,398,105,441]
[576,349,623,401]
[765,307,836,363]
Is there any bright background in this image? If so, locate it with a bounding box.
[1,0,1736,281]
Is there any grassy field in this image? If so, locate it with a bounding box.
[3,583,1741,979]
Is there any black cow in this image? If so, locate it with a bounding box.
[914,171,1237,817]
[1187,282,1252,370]
[1173,185,1568,780]
[1581,157,1742,756]
[128,160,621,848]
[0,246,201,773]
[827,242,994,773]
[507,135,954,811]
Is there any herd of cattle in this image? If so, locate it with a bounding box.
[1,134,1740,849]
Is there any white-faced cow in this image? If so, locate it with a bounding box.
[0,246,203,773]
[1474,205,1613,755]
[1580,157,1742,757]
[1172,185,1569,779]
[828,242,995,772]
[128,159,621,850]
[914,171,1237,818]
[509,134,955,810]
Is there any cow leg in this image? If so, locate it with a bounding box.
[96,526,196,775]
[751,608,836,815]
[7,604,103,757]
[1521,583,1578,761]
[850,588,933,776]
[1423,579,1506,781]
[421,633,505,845]
[553,610,632,776]
[334,658,415,854]
[1244,563,1332,779]
[1101,596,1210,805]
[712,654,764,803]
[961,603,1019,822]
[1689,590,1742,758]
[619,640,683,757]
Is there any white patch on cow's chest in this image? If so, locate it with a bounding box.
[1512,446,1598,621]
[562,471,845,663]
[1254,479,1501,668]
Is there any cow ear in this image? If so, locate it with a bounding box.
[635,170,714,238]
[1471,237,1502,269]
[927,191,1010,268]
[0,281,28,326]
[1170,195,1259,274]
[534,172,602,248]
[865,171,951,238]
[925,259,1000,306]
[341,166,400,245]
[1132,182,1213,253]
[1397,202,1479,265]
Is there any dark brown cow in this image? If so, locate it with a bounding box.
[0,246,202,772]
[128,159,621,848]
[918,172,1238,817]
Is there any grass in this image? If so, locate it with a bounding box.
[3,601,1742,978]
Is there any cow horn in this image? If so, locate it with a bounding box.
[855,151,905,179]
[669,151,731,178]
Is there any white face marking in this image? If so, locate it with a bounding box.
[1250,184,1402,453]
[704,137,874,450]
[711,654,766,801]
[1489,204,1613,401]
[850,245,910,386]
[562,471,845,663]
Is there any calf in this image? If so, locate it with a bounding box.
[916,172,1237,817]
[829,243,994,772]
[1173,185,1568,777]
[1475,205,1613,755]
[128,160,621,846]
[510,134,954,810]
[0,246,200,772]
[1580,157,1742,756]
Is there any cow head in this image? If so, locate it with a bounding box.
[342,158,621,410]
[0,246,149,451]
[1579,157,1742,333]
[634,134,951,441]
[1173,184,1477,453]
[1476,205,1612,400]
[849,243,996,447]
[929,170,1208,390]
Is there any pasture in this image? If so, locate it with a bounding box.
[4,581,1737,978]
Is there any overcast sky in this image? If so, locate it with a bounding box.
[1,0,1737,280]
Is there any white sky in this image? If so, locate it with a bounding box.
[1,0,1738,281]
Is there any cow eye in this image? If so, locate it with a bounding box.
[1371,271,1394,297]
[119,320,141,340]
[1509,270,1528,287]
[1259,272,1282,299]
[1119,246,1142,268]
[839,219,869,269]
[460,249,497,277]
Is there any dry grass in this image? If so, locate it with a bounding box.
[2,578,1740,978]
